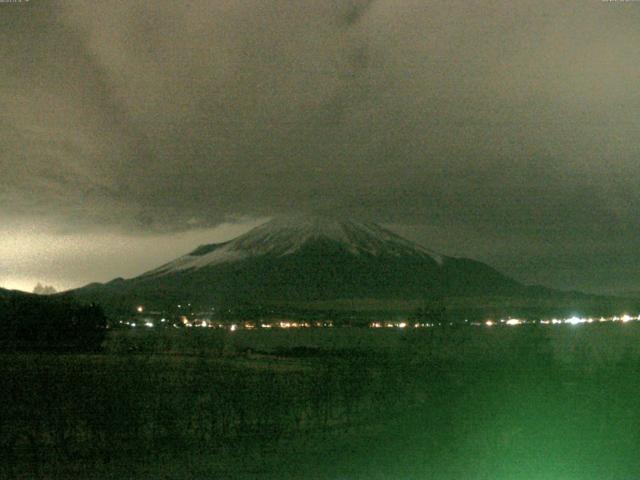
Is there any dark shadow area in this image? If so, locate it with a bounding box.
[0,294,107,352]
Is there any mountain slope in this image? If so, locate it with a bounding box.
[70,218,528,313]
[141,218,446,277]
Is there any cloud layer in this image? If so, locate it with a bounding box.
[1,1,640,292]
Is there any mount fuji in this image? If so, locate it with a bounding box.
[70,217,531,313]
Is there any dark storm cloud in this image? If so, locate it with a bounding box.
[2,0,640,292]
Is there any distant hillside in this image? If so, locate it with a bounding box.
[0,287,29,299]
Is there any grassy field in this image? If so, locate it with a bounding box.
[3,324,640,479]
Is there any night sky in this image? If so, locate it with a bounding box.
[1,1,639,294]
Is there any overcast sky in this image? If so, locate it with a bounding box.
[1,0,639,294]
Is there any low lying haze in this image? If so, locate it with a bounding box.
[1,0,639,294]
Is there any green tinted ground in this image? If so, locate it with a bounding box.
[3,325,640,479]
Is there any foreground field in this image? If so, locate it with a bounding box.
[3,324,640,479]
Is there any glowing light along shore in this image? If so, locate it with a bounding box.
[118,314,640,330]
[119,319,334,330]
[478,314,639,327]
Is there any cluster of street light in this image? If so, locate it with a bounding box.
[477,314,640,327]
[120,317,335,330]
[369,322,433,329]
[122,304,640,331]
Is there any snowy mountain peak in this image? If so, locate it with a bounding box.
[142,217,445,277]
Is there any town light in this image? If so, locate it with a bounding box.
[565,316,583,325]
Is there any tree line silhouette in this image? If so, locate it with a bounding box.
[0,294,107,351]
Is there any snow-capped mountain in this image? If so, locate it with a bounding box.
[143,217,445,277]
[70,217,526,311]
